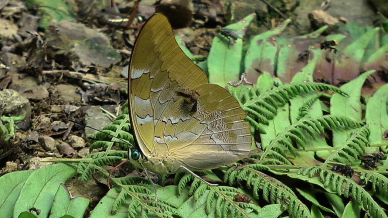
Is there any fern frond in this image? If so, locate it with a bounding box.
[323,126,370,165]
[173,172,186,186]
[229,84,260,105]
[174,172,261,217]
[91,130,133,150]
[89,156,123,166]
[360,171,388,199]
[299,166,321,177]
[245,116,266,133]
[177,174,195,194]
[112,176,155,192]
[89,140,114,150]
[241,82,348,132]
[114,113,131,124]
[320,170,386,218]
[224,166,241,185]
[297,93,323,120]
[206,189,217,214]
[207,186,259,218]
[77,154,124,181]
[88,150,128,159]
[224,165,311,217]
[113,187,132,212]
[89,114,134,152]
[189,178,202,195]
[194,184,208,200]
[121,101,129,114]
[259,115,363,163]
[77,163,107,181]
[114,176,153,186]
[112,117,131,132]
[299,166,388,218]
[110,185,177,218]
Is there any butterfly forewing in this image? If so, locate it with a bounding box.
[129,14,252,174]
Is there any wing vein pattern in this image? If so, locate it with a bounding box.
[129,14,252,173]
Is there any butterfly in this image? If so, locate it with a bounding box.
[128,13,252,176]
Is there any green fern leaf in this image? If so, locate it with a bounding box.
[361,172,388,199]
[323,126,370,165]
[297,93,323,120]
[177,174,195,195]
[194,184,208,200]
[206,189,216,215]
[241,82,348,133]
[259,115,363,163]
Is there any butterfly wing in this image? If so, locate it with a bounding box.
[129,13,208,156]
[167,83,252,171]
[129,14,251,173]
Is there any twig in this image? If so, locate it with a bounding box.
[125,0,142,28]
[260,0,288,20]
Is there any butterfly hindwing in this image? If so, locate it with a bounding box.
[167,84,252,171]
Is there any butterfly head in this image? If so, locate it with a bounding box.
[128,148,148,171]
[130,149,141,160]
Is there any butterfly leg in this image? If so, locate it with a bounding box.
[143,168,159,201]
[178,166,218,186]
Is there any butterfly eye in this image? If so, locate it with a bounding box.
[131,150,141,160]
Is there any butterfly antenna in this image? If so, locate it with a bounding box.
[179,166,218,186]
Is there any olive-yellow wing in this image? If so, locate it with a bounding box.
[129,13,252,174]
